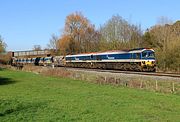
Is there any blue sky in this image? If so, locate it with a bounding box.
[0,0,179,51]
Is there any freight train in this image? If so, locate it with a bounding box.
[11,48,156,72]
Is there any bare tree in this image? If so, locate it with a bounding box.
[99,15,142,50]
[47,34,59,50]
[0,35,7,53]
[33,45,41,51]
[157,16,173,26]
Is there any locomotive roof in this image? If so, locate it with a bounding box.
[129,48,154,53]
[66,48,154,57]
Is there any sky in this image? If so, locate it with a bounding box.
[0,0,179,51]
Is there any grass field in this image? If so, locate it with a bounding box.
[0,68,180,122]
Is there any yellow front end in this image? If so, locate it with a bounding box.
[141,60,156,71]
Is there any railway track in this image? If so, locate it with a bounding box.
[66,67,180,79]
[14,65,180,79]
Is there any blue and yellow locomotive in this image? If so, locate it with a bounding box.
[65,48,156,72]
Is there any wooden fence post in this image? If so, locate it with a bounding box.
[104,76,107,83]
[172,82,175,92]
[140,81,143,88]
[156,80,158,91]
[82,74,84,80]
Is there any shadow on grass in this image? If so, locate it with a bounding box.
[0,67,5,71]
[0,77,16,85]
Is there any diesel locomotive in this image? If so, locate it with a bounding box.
[65,48,156,72]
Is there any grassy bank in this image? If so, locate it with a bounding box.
[0,69,180,121]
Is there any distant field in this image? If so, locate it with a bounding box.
[0,69,180,122]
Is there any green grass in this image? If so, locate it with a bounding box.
[0,69,180,122]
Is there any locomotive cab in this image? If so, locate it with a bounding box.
[141,49,156,71]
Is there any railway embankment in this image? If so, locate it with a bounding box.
[11,65,180,94]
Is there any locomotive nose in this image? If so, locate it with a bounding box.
[146,60,155,66]
[146,60,151,65]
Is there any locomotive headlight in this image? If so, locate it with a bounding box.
[152,61,156,65]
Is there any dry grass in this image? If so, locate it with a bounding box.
[18,65,180,94]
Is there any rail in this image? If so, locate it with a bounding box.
[65,67,180,79]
